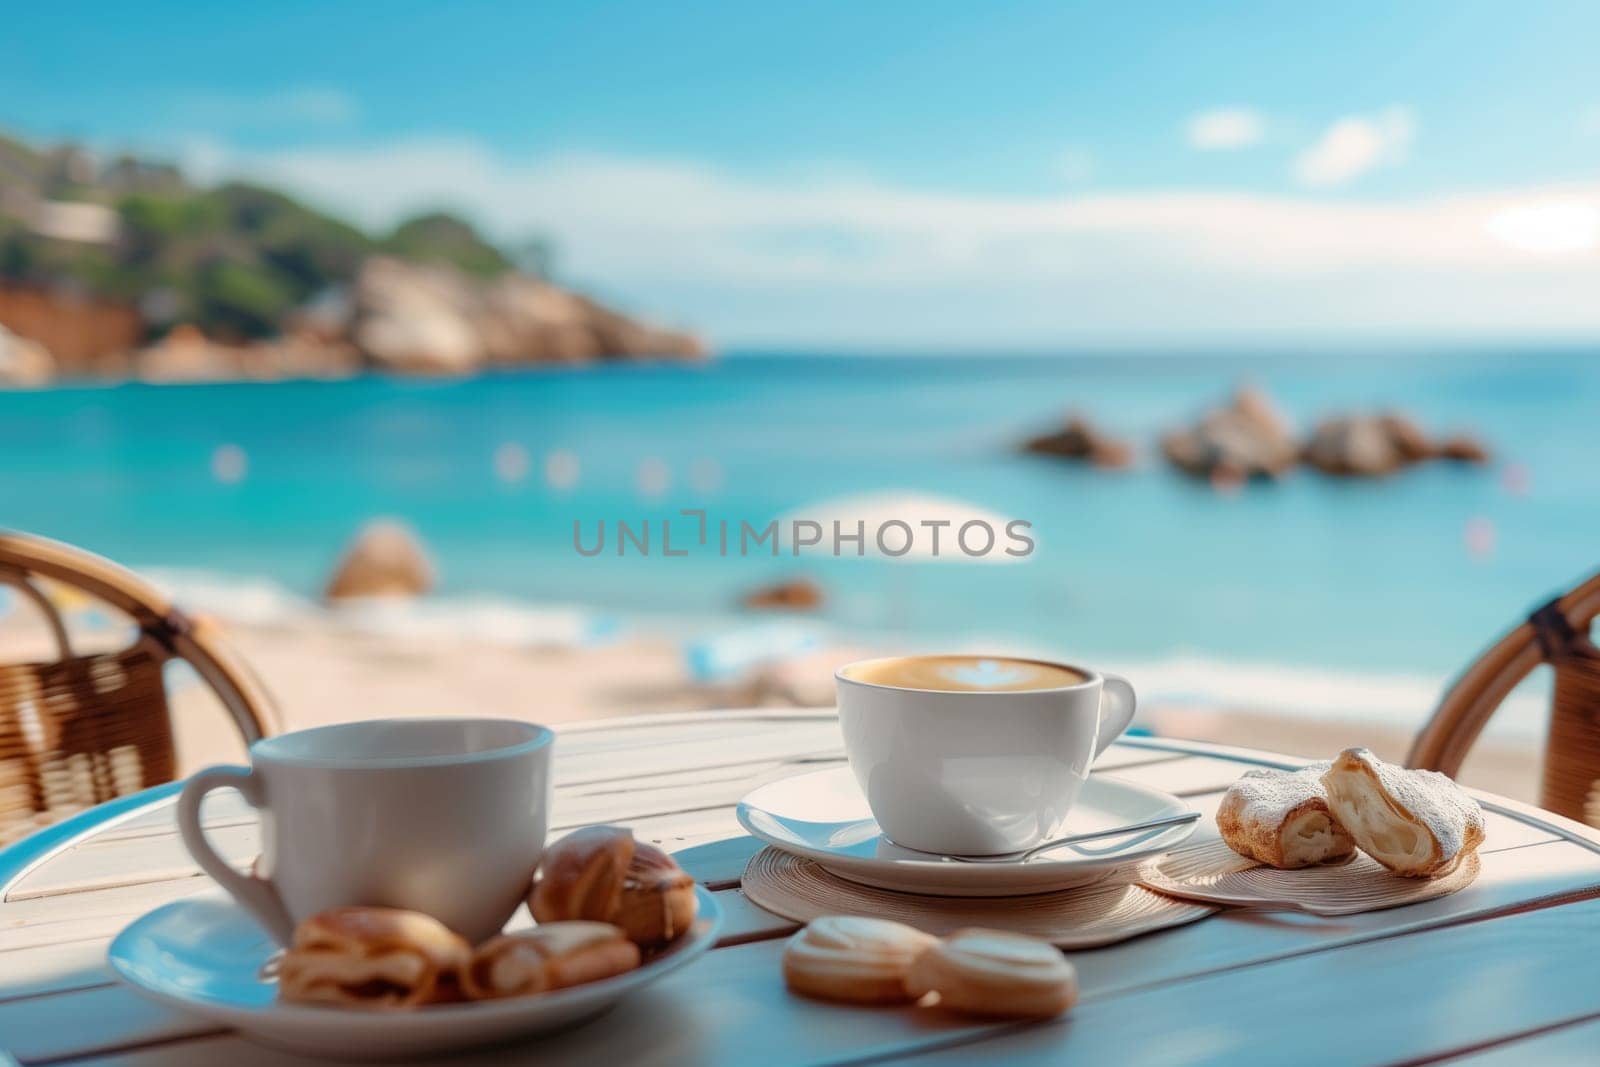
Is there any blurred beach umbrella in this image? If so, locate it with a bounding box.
[778,491,1027,632]
[780,491,1025,563]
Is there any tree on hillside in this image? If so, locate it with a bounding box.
[382,212,512,278]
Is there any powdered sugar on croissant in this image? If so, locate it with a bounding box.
[1216,762,1356,869]
[1321,748,1485,878]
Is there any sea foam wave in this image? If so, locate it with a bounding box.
[139,567,619,649]
[132,567,1548,737]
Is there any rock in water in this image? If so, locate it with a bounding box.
[1303,415,1405,477]
[1377,412,1432,463]
[1435,434,1491,464]
[324,520,437,600]
[1161,385,1298,483]
[1022,413,1135,469]
[1303,412,1493,477]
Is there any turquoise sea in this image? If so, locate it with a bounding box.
[3,349,1598,722]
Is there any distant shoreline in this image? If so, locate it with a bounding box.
[8,341,1600,392]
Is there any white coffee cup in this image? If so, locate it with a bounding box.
[834,656,1136,855]
[178,718,552,945]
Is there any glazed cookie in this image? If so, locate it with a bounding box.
[782,915,937,1004]
[906,928,1077,1019]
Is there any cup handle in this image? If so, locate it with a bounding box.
[178,765,294,945]
[1094,673,1138,757]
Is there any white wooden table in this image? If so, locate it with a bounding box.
[3,710,1600,1066]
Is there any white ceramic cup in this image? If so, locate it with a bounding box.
[834,657,1137,855]
[178,718,553,946]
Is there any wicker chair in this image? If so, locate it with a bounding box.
[0,532,278,846]
[1409,572,1600,827]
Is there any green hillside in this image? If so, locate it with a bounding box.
[0,132,516,340]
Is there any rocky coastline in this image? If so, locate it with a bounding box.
[0,258,706,386]
[0,132,706,387]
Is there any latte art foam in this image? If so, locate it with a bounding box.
[843,656,1086,693]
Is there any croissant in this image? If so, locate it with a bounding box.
[1321,748,1485,878]
[1216,762,1356,869]
[460,921,640,1000]
[530,826,698,947]
[278,907,471,1009]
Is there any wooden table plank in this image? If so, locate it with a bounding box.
[1438,1015,1600,1066]
[1102,756,1262,797]
[673,836,768,888]
[894,895,1600,1067]
[82,739,1172,845]
[86,715,848,844]
[0,935,114,1001]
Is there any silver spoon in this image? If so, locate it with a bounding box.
[942,811,1201,863]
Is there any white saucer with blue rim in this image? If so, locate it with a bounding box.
[108,886,722,1060]
[737,766,1194,897]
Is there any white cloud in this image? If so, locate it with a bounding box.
[1485,199,1600,255]
[192,137,1600,345]
[1294,107,1415,188]
[1186,109,1265,151]
[171,87,360,130]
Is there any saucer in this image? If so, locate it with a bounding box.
[109,887,722,1060]
[736,767,1195,897]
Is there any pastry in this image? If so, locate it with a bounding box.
[277,907,471,1009]
[781,916,937,1005]
[530,826,634,923]
[530,825,698,946]
[1216,762,1356,868]
[906,928,1077,1018]
[614,840,698,945]
[1321,748,1485,878]
[461,921,640,1000]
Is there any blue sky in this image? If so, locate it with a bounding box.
[6,2,1600,347]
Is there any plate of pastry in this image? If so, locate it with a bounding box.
[109,829,721,1060]
[1140,748,1488,916]
[737,766,1196,896]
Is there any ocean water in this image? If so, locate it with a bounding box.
[2,348,1597,727]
